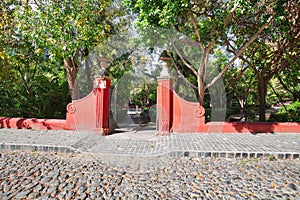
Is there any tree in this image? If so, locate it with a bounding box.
[0,0,18,61]
[128,52,160,111]
[276,58,300,102]
[223,61,260,121]
[125,0,274,106]
[225,0,300,121]
[0,0,71,118]
[15,0,128,99]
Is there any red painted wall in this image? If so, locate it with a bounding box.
[0,117,67,130]
[157,78,300,134]
[66,78,110,134]
[0,77,111,134]
[1,77,299,134]
[172,92,205,132]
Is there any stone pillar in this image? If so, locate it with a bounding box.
[157,53,173,135]
[157,78,173,135]
[94,77,111,135]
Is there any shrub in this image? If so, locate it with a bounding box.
[270,101,300,122]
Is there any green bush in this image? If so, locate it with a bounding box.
[270,101,300,122]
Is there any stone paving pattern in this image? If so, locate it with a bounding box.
[0,128,299,160]
[0,128,299,199]
[0,151,299,199]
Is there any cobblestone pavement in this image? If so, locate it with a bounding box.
[0,128,299,161]
[0,151,299,199]
[0,128,299,199]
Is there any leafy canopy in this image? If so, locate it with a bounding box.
[15,0,127,62]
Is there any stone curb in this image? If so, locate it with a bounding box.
[0,143,80,154]
[170,151,300,160]
[1,143,299,160]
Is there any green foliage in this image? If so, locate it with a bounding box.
[125,0,235,46]
[275,58,300,101]
[125,0,280,108]
[0,0,70,118]
[0,61,70,119]
[0,0,130,119]
[227,0,300,121]
[15,0,125,62]
[1,0,299,123]
[270,101,300,122]
[224,64,259,119]
[129,82,157,109]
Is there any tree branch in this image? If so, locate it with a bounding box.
[171,57,198,90]
[269,82,289,113]
[277,73,294,95]
[206,15,274,90]
[225,39,259,76]
[224,3,239,28]
[168,36,198,77]
[232,65,249,88]
[189,7,202,47]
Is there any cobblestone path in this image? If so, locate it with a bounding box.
[0,150,299,199]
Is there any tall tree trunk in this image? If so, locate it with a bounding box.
[197,46,210,106]
[258,77,267,122]
[64,58,80,100]
[197,76,205,106]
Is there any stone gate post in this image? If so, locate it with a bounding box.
[157,52,173,135]
[94,76,111,135]
[157,78,173,135]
